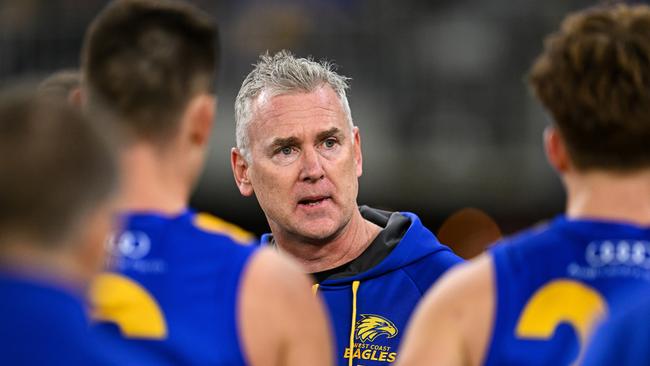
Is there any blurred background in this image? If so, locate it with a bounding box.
[1,0,620,257]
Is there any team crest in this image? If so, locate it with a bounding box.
[355,314,398,343]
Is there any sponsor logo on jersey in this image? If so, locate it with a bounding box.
[107,231,151,259]
[585,240,650,268]
[567,240,650,282]
[105,231,165,274]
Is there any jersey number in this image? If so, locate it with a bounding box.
[515,279,607,364]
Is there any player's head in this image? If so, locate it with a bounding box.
[231,50,362,244]
[234,50,353,162]
[529,4,650,173]
[81,0,218,171]
[37,69,82,106]
[0,87,118,282]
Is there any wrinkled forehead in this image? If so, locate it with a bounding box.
[247,86,351,144]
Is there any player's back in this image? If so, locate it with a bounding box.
[485,216,650,365]
[582,293,650,365]
[90,209,257,365]
[0,272,162,365]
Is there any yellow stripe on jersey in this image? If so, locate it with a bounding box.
[193,213,255,245]
[89,273,167,339]
[515,279,607,363]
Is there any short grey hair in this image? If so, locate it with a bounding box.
[234,50,353,160]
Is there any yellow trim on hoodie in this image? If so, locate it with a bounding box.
[348,281,360,366]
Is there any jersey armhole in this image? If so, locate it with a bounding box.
[483,248,508,366]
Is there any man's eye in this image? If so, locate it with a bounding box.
[323,138,337,148]
[280,147,293,155]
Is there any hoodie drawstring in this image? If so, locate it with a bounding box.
[348,281,360,366]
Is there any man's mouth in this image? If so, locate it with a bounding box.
[298,196,331,207]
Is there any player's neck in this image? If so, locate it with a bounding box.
[117,143,191,215]
[565,169,650,226]
[272,209,382,274]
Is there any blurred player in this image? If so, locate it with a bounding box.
[0,88,158,365]
[82,1,332,365]
[582,295,650,365]
[436,207,502,259]
[231,50,462,366]
[397,4,650,366]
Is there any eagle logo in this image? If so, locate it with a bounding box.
[355,314,398,343]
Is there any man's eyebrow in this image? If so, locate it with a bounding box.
[316,127,343,141]
[269,136,301,148]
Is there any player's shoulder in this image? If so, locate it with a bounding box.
[435,253,493,303]
[411,253,495,364]
[243,248,309,290]
[413,254,494,326]
[190,211,257,246]
[404,254,494,364]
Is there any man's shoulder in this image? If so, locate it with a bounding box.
[398,245,463,294]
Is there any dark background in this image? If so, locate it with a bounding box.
[1,0,620,247]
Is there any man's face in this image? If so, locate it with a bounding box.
[234,85,362,244]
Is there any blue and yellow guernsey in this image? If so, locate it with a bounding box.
[582,294,650,365]
[486,216,650,366]
[90,209,257,365]
[0,271,162,365]
[263,206,463,366]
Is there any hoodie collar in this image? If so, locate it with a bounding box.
[262,206,444,284]
[310,206,408,282]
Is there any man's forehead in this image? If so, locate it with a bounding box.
[248,86,349,141]
[252,85,343,119]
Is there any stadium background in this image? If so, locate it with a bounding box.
[0,0,611,257]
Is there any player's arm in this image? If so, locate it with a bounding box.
[239,247,333,366]
[396,253,495,366]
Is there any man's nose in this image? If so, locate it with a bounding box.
[299,147,325,182]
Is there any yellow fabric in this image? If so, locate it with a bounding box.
[516,279,607,365]
[89,273,167,339]
[193,213,255,245]
[348,281,360,366]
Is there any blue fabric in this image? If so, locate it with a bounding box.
[583,295,650,365]
[0,272,158,365]
[266,211,462,366]
[485,216,650,366]
[95,209,258,365]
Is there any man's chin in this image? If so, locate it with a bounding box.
[294,222,343,245]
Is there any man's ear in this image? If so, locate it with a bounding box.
[184,94,216,147]
[68,87,83,108]
[231,147,254,197]
[544,125,572,173]
[353,126,363,177]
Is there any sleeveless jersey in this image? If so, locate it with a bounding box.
[485,216,650,365]
[90,210,257,365]
[0,272,162,365]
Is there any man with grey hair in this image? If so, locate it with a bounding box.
[231,50,463,366]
